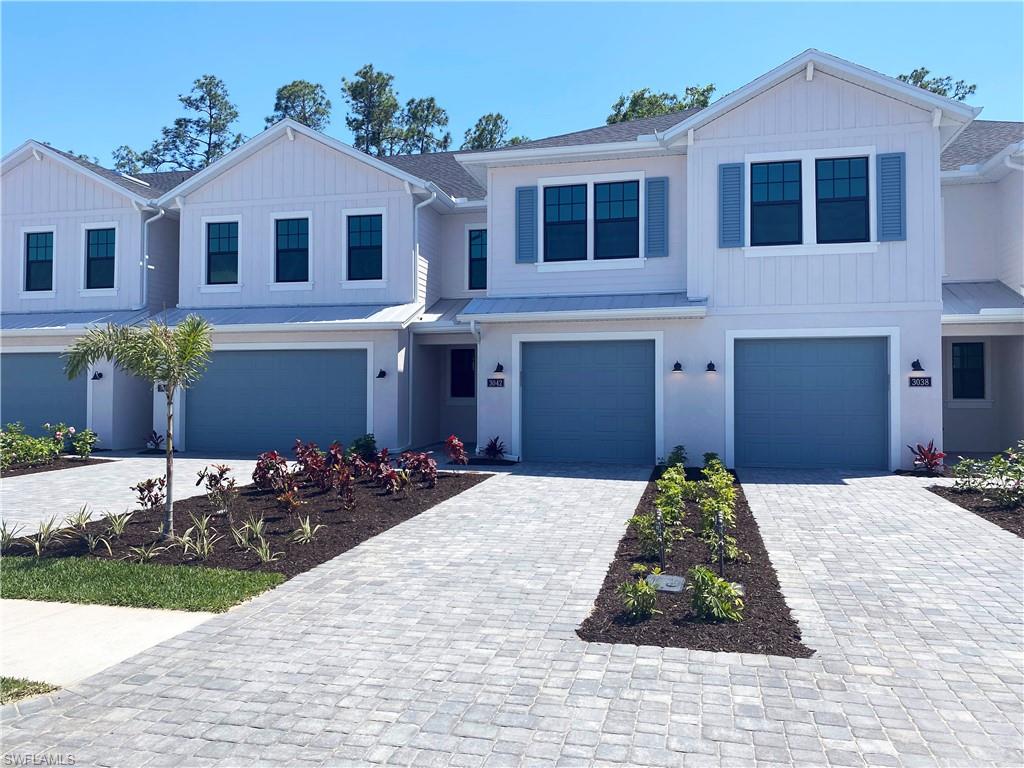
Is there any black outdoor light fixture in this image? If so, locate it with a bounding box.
[706,360,717,373]
[493,362,504,374]
[376,369,387,379]
[911,359,925,372]
[672,361,683,373]
[91,371,103,381]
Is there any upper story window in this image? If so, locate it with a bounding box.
[85,227,116,290]
[594,181,639,260]
[206,221,239,285]
[275,218,308,283]
[543,184,587,262]
[951,342,985,399]
[347,214,383,281]
[750,161,801,246]
[816,157,869,244]
[25,231,54,292]
[468,229,487,290]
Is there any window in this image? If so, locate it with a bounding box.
[450,348,475,399]
[468,229,487,290]
[275,218,308,283]
[816,157,869,244]
[543,184,586,261]
[750,161,802,246]
[85,228,115,289]
[594,181,639,260]
[347,214,383,281]
[952,342,985,399]
[24,231,53,292]
[206,222,238,285]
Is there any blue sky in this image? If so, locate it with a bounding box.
[3,2,1022,165]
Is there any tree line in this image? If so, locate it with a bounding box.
[109,64,976,174]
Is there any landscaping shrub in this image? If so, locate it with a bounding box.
[131,476,167,512]
[43,422,75,452]
[702,452,722,468]
[71,429,99,458]
[629,513,682,560]
[196,464,239,526]
[951,457,985,492]
[290,515,323,544]
[947,442,1023,507]
[687,565,744,622]
[444,434,469,465]
[252,451,290,491]
[908,439,945,472]
[0,423,60,470]
[616,570,660,619]
[483,436,506,460]
[666,445,687,468]
[654,465,693,527]
[348,433,378,462]
[400,451,438,487]
[145,430,165,450]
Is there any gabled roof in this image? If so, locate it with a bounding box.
[941,120,1024,171]
[381,152,485,201]
[46,147,198,197]
[491,109,702,152]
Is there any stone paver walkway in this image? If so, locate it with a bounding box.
[0,455,257,529]
[1,466,1022,767]
[1,599,215,686]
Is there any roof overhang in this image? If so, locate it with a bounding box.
[457,304,707,324]
[1,140,155,206]
[942,141,1024,185]
[941,309,1024,324]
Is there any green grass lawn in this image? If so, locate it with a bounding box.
[1,557,284,612]
[1,676,57,704]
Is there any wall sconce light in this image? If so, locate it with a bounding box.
[672,361,683,373]
[706,361,717,373]
[493,362,504,374]
[911,359,924,372]
[376,369,387,379]
[91,371,103,381]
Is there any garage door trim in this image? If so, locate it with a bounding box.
[177,340,374,452]
[508,331,664,462]
[725,327,900,470]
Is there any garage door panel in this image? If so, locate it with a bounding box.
[1,353,88,435]
[522,340,654,464]
[735,338,888,469]
[185,350,367,455]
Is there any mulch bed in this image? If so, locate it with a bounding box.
[577,467,814,658]
[3,457,113,479]
[8,471,490,579]
[927,485,1023,538]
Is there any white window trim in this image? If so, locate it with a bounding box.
[535,170,646,271]
[341,206,388,287]
[465,224,487,292]
[79,221,119,296]
[724,327,902,471]
[269,211,313,290]
[944,338,993,408]
[446,346,477,406]
[18,225,57,299]
[742,146,879,258]
[503,330,664,463]
[201,215,242,292]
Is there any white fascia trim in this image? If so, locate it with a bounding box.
[457,305,707,324]
[0,334,76,344]
[203,320,409,333]
[659,49,979,146]
[456,139,667,167]
[942,310,1024,324]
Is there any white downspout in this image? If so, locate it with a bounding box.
[135,207,166,310]
[412,190,437,304]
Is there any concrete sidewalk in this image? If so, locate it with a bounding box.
[0,599,215,686]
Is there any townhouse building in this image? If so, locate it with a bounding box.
[2,50,1021,467]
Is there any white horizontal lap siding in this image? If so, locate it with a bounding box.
[1,157,143,311]
[689,70,941,312]
[178,133,415,308]
[488,155,686,297]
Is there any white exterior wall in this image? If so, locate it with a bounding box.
[439,211,488,300]
[688,71,943,310]
[176,132,416,309]
[486,155,687,297]
[146,214,180,311]
[995,170,1024,293]
[418,207,442,306]
[1,155,145,311]
[474,309,941,470]
[941,183,1001,282]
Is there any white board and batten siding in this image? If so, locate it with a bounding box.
[177,132,417,309]
[688,70,944,312]
[1,154,144,311]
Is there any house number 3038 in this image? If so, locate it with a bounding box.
[909,376,932,387]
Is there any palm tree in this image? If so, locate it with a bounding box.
[65,315,213,537]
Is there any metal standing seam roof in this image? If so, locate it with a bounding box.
[942,281,1024,316]
[153,303,424,328]
[458,292,706,320]
[0,308,156,331]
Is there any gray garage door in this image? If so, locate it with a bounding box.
[521,340,655,464]
[734,338,889,469]
[1,353,88,436]
[184,349,367,455]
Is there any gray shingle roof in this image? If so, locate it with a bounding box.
[494,109,703,152]
[48,146,197,197]
[380,152,485,201]
[941,120,1024,170]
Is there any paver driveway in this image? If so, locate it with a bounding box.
[0,455,257,529]
[2,466,1022,767]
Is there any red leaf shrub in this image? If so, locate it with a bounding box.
[908,440,946,472]
[400,451,438,488]
[253,451,290,491]
[444,435,468,465]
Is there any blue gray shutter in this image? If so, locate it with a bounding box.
[515,186,538,263]
[876,152,906,242]
[645,177,669,257]
[718,163,744,248]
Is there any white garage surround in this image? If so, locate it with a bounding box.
[724,327,902,471]
[501,330,665,462]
